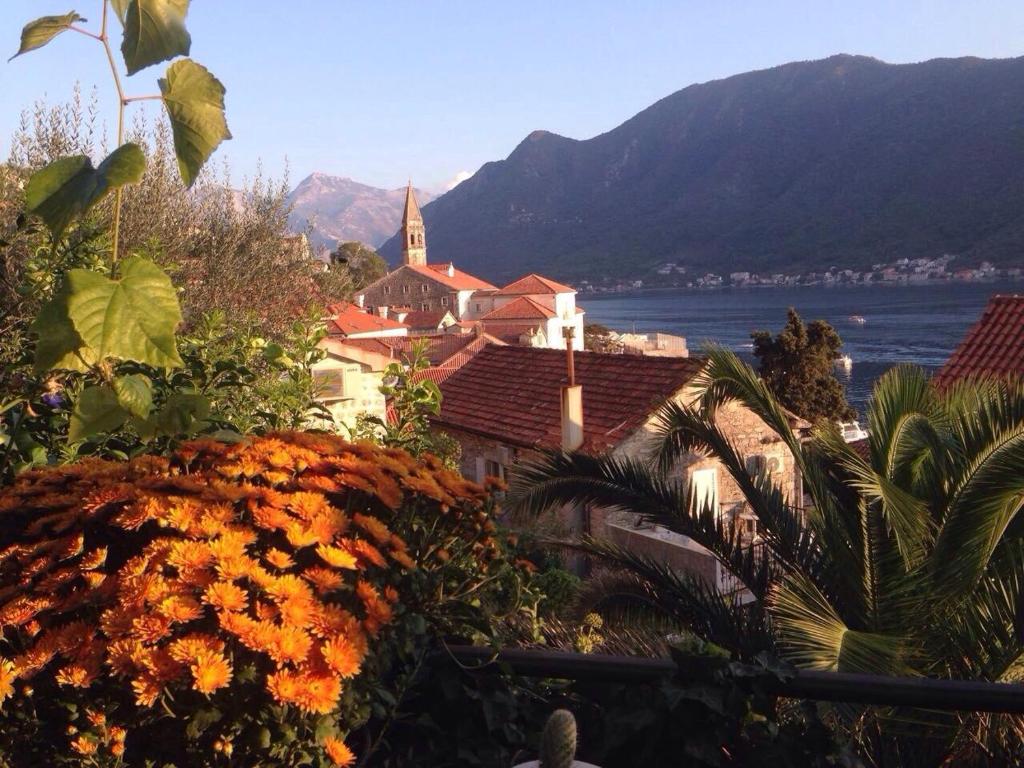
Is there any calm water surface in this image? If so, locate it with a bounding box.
[583,282,1023,415]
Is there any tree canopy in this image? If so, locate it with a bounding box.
[751,308,855,422]
[330,241,387,291]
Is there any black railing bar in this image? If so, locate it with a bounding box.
[446,646,1024,714]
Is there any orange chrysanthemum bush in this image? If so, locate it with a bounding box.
[0,432,517,767]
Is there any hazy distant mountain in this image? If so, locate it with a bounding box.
[287,174,436,251]
[380,54,1024,283]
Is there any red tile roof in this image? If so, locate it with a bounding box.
[435,346,706,452]
[413,336,502,385]
[934,295,1024,387]
[476,323,545,345]
[406,263,497,291]
[495,273,575,295]
[326,303,408,336]
[341,333,502,367]
[481,296,556,321]
[403,309,454,330]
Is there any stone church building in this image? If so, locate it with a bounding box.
[355,184,585,351]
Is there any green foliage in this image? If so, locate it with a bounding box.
[353,340,460,466]
[583,323,622,354]
[34,255,183,372]
[159,59,231,187]
[368,644,855,767]
[10,12,86,60]
[510,349,1024,764]
[752,307,855,422]
[24,144,145,240]
[330,241,388,291]
[539,709,577,768]
[121,0,191,75]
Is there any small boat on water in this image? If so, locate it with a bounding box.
[835,354,853,371]
[848,315,866,324]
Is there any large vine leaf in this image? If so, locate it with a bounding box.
[65,256,184,368]
[159,59,231,187]
[113,374,153,418]
[10,12,85,61]
[24,143,146,240]
[31,281,95,373]
[110,0,131,23]
[121,0,191,76]
[69,385,129,443]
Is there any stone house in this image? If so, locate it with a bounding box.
[431,345,804,592]
[311,337,392,433]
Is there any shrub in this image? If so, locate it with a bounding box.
[0,431,516,766]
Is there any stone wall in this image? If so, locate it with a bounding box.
[359,267,460,318]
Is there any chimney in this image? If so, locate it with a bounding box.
[560,324,583,451]
[447,263,455,278]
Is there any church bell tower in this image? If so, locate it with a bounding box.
[401,182,427,266]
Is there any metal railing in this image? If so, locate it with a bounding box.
[447,646,1024,714]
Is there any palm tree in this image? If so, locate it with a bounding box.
[510,348,1024,765]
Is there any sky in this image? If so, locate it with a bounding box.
[2,1,1024,193]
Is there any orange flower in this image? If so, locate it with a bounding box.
[264,548,294,570]
[294,671,341,714]
[131,674,162,707]
[353,513,391,545]
[191,650,232,694]
[322,636,363,679]
[204,581,248,613]
[266,574,313,603]
[279,596,318,629]
[349,538,387,568]
[389,549,417,570]
[169,634,225,664]
[70,735,97,756]
[158,595,203,623]
[316,544,358,570]
[268,625,313,666]
[0,659,15,704]
[303,566,343,594]
[267,669,301,706]
[323,736,356,767]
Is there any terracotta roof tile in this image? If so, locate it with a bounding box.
[403,309,454,330]
[326,303,408,336]
[934,295,1024,387]
[495,273,576,296]
[435,346,705,452]
[406,263,497,291]
[481,296,556,321]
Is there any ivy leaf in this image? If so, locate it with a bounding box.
[121,0,190,76]
[65,256,184,368]
[159,59,231,187]
[24,143,146,241]
[113,374,153,418]
[69,385,129,443]
[10,12,86,61]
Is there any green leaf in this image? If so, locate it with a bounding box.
[69,386,129,443]
[153,392,209,436]
[24,143,146,240]
[110,0,130,23]
[113,374,153,418]
[65,256,184,368]
[10,12,85,60]
[31,281,94,373]
[121,0,190,75]
[159,59,231,187]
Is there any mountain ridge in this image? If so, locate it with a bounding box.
[380,54,1024,283]
[286,174,436,251]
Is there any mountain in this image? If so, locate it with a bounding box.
[287,174,435,251]
[380,54,1024,283]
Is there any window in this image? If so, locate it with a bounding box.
[402,285,410,294]
[409,235,415,246]
[441,296,448,307]
[421,284,428,293]
[475,303,481,312]
[421,303,427,311]
[745,455,767,476]
[384,286,391,295]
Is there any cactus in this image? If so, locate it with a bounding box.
[539,709,577,768]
